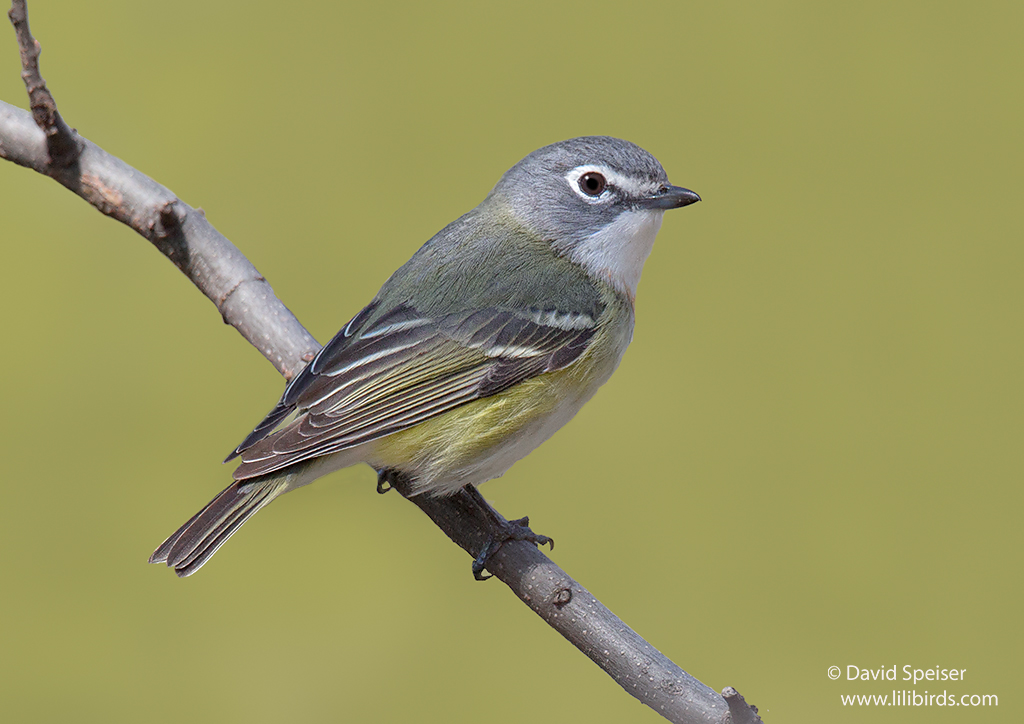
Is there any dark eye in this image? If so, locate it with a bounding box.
[578,172,607,196]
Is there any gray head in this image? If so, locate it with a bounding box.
[487,136,699,299]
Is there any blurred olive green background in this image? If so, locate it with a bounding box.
[1,1,1021,722]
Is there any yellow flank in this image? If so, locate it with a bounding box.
[371,360,578,471]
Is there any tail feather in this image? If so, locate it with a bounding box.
[149,477,288,577]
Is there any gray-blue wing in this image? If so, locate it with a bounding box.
[226,303,600,480]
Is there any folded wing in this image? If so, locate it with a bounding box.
[226,303,600,480]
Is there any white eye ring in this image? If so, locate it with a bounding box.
[567,165,615,203]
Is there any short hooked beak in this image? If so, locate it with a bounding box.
[641,185,701,210]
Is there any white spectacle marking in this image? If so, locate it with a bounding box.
[564,165,661,203]
[567,208,664,301]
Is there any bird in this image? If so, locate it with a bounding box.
[150,136,700,578]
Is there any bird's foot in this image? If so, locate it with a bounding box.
[472,515,554,581]
[376,469,394,494]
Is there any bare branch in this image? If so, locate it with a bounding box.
[724,688,763,724]
[7,0,80,167]
[4,1,318,378]
[1,4,762,722]
[388,475,739,723]
[0,99,318,378]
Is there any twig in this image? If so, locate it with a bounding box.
[7,0,79,168]
[1,3,761,722]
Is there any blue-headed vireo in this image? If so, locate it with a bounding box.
[150,136,700,578]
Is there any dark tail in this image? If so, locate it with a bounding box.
[149,476,289,577]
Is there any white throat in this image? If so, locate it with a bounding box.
[567,209,664,301]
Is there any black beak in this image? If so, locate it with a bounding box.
[641,185,701,210]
